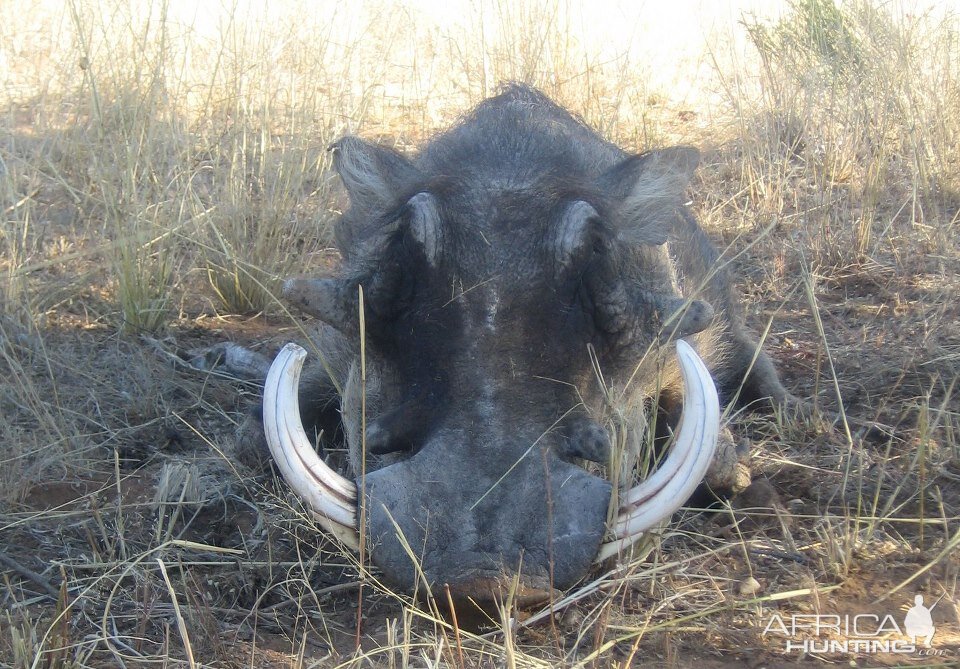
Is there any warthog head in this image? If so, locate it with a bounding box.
[263,85,724,612]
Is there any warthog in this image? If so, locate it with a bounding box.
[260,84,793,612]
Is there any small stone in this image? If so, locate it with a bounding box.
[560,607,584,629]
[737,576,762,597]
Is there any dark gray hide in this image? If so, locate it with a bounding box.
[283,85,790,608]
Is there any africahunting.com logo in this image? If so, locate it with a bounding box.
[762,594,949,656]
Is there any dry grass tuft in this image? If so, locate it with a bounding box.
[1,0,958,666]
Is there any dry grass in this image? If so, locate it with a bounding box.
[1,0,958,666]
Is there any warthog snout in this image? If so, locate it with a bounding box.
[363,437,611,609]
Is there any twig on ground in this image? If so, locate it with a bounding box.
[0,552,63,600]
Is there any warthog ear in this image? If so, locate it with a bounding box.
[554,200,601,272]
[598,146,700,246]
[331,136,419,214]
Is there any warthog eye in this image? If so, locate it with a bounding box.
[362,254,416,323]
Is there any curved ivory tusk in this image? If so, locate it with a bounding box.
[596,339,720,561]
[263,343,360,550]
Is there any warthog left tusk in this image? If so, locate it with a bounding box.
[596,339,719,562]
[263,343,360,550]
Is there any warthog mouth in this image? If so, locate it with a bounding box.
[262,340,719,593]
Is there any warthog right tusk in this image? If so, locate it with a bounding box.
[596,339,720,561]
[263,343,360,550]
